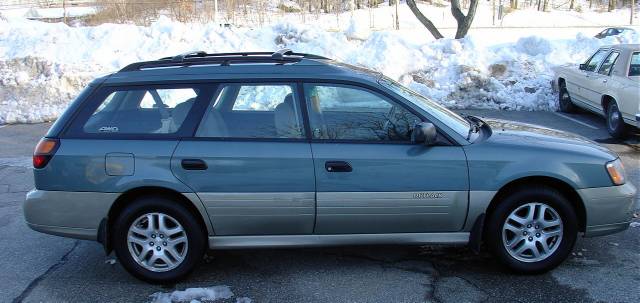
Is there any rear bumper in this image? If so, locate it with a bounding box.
[23,190,118,240]
[578,183,637,237]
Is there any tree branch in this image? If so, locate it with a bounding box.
[451,0,479,39]
[406,0,444,39]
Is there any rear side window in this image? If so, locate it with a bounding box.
[629,52,640,76]
[196,83,305,139]
[82,86,201,134]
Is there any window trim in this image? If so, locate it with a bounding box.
[299,81,454,146]
[63,83,215,140]
[597,51,620,76]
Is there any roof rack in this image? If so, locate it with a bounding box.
[119,49,330,72]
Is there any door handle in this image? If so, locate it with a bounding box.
[325,161,352,173]
[181,159,208,170]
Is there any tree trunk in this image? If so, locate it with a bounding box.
[451,0,479,38]
[609,0,616,11]
[543,0,549,11]
[395,0,400,29]
[570,0,575,9]
[406,0,445,39]
[632,0,635,24]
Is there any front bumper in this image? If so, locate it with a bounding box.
[23,190,118,240]
[578,182,637,237]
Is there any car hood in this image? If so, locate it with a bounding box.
[482,118,617,159]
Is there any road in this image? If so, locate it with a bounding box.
[1,110,638,303]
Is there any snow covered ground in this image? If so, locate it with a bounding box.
[0,3,639,124]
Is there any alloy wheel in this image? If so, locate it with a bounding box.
[502,202,563,263]
[127,212,189,272]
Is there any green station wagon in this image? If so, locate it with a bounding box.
[24,50,637,283]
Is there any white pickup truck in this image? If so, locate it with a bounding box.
[552,44,639,138]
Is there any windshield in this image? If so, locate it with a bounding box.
[378,77,471,138]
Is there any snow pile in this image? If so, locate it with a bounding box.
[149,286,234,303]
[0,17,638,124]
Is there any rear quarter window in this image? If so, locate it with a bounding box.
[65,84,210,137]
[629,52,640,77]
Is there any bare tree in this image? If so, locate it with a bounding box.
[406,0,479,39]
[406,0,444,38]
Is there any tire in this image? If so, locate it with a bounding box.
[112,196,206,283]
[486,186,578,274]
[606,101,627,139]
[558,82,575,113]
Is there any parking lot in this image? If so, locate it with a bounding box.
[1,109,639,303]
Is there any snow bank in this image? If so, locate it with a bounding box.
[149,285,234,303]
[0,17,638,124]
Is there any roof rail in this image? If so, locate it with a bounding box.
[119,50,330,72]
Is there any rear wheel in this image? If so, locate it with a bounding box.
[486,186,578,274]
[606,101,627,139]
[112,196,206,283]
[558,82,575,113]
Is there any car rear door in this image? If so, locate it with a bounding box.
[171,82,316,236]
[302,82,469,234]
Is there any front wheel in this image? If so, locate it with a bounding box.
[606,101,627,139]
[486,186,578,274]
[112,196,206,283]
[558,82,575,113]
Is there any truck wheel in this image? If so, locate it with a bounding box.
[112,196,206,283]
[486,186,578,274]
[558,82,575,113]
[606,101,627,139]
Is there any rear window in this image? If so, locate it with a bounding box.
[81,86,202,134]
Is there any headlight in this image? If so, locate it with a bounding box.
[605,159,626,185]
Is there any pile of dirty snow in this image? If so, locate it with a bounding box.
[0,16,638,124]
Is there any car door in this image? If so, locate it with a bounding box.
[617,51,640,123]
[303,83,469,234]
[574,49,611,111]
[171,82,316,236]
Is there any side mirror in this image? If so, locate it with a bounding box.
[412,122,437,146]
[579,63,587,71]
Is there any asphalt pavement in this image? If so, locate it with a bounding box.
[0,109,638,303]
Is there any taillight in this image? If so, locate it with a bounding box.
[33,138,59,169]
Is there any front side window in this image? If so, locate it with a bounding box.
[83,87,199,134]
[629,52,640,77]
[304,83,421,142]
[196,83,304,139]
[584,49,610,72]
[597,51,620,75]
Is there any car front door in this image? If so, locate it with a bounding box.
[575,49,610,110]
[171,82,316,236]
[303,83,469,234]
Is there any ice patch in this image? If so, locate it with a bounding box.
[630,222,640,228]
[149,286,234,303]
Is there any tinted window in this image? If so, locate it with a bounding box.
[629,52,640,76]
[196,84,304,139]
[304,84,421,142]
[83,87,199,134]
[585,50,610,72]
[598,51,620,75]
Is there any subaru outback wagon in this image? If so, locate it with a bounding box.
[25,50,637,283]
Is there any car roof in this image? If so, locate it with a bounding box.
[101,50,382,85]
[600,44,640,51]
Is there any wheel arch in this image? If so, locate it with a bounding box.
[101,186,211,254]
[601,94,616,113]
[484,176,586,234]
